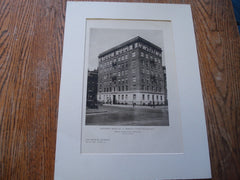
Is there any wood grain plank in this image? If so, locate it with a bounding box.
[0,0,37,179]
[192,0,240,179]
[0,0,65,179]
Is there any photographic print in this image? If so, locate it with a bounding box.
[85,29,169,126]
[81,19,183,153]
[55,3,210,178]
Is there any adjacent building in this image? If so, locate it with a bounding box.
[97,36,167,105]
[87,70,98,108]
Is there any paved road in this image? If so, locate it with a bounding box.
[86,105,169,126]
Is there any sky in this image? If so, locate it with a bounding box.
[87,28,164,71]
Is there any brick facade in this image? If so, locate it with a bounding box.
[97,36,167,105]
[87,70,98,108]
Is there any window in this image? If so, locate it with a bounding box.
[132,77,136,83]
[147,95,150,100]
[129,45,133,50]
[138,43,142,48]
[160,96,163,100]
[125,54,128,59]
[122,95,124,100]
[126,86,128,91]
[122,86,124,91]
[132,60,136,67]
[134,43,138,48]
[141,52,144,57]
[132,52,136,57]
[142,94,145,100]
[125,94,128,99]
[142,85,144,90]
[132,68,136,74]
[133,94,136,100]
[118,86,121,91]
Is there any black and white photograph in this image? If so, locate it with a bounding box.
[85,28,169,126]
[81,19,183,154]
[55,3,211,178]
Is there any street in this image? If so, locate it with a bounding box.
[86,104,169,126]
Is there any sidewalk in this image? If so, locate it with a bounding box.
[86,104,168,115]
[86,108,108,114]
[103,104,168,109]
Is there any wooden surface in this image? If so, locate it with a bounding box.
[0,0,239,179]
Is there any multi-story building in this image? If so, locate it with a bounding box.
[87,70,98,108]
[162,66,168,105]
[97,36,166,105]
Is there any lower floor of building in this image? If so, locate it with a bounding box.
[97,91,167,105]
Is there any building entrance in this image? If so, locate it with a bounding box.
[113,95,116,104]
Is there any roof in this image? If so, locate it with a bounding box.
[98,36,162,58]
